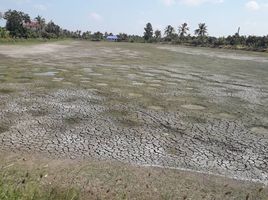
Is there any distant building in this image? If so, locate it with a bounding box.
[23,21,40,30]
[106,35,118,42]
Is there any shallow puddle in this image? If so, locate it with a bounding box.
[150,84,161,87]
[96,83,108,87]
[132,82,144,86]
[90,73,103,76]
[35,71,58,76]
[53,78,64,82]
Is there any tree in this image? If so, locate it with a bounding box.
[195,23,208,37]
[44,21,61,38]
[92,31,103,41]
[154,30,161,40]
[164,25,176,41]
[34,15,45,37]
[0,27,9,38]
[178,23,189,37]
[35,15,45,30]
[118,33,128,42]
[144,23,153,41]
[4,9,30,38]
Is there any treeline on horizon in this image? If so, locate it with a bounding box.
[0,9,268,52]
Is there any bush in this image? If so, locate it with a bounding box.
[0,27,10,38]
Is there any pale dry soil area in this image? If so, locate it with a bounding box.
[0,41,268,199]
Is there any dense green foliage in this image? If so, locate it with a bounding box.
[0,27,9,38]
[144,23,153,41]
[144,23,268,52]
[0,9,267,51]
[4,10,30,38]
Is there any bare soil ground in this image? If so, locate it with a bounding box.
[0,41,267,199]
[1,152,268,200]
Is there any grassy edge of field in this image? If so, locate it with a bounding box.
[0,152,267,200]
[1,38,268,54]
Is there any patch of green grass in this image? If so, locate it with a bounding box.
[0,89,15,94]
[0,172,80,200]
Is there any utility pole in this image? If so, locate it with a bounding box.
[237,27,240,36]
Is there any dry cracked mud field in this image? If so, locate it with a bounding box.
[0,41,268,189]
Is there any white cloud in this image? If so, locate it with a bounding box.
[10,0,31,3]
[245,1,260,11]
[180,0,223,6]
[89,12,102,21]
[34,4,47,11]
[162,0,223,6]
[163,0,176,6]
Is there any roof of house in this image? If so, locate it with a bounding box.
[107,35,118,39]
[23,21,40,28]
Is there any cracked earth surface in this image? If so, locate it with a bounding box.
[0,41,268,184]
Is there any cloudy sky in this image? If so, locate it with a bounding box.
[0,0,268,36]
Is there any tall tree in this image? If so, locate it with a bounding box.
[4,10,30,37]
[45,21,61,38]
[144,23,153,41]
[118,33,128,41]
[164,25,176,41]
[92,31,103,41]
[154,29,161,39]
[178,23,189,37]
[195,23,208,37]
[35,15,45,30]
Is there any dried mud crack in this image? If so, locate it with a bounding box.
[0,41,267,186]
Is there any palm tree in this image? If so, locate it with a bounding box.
[165,25,175,37]
[178,23,189,37]
[195,23,208,37]
[35,15,46,31]
[164,25,177,41]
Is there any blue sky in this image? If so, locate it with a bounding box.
[0,0,268,36]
